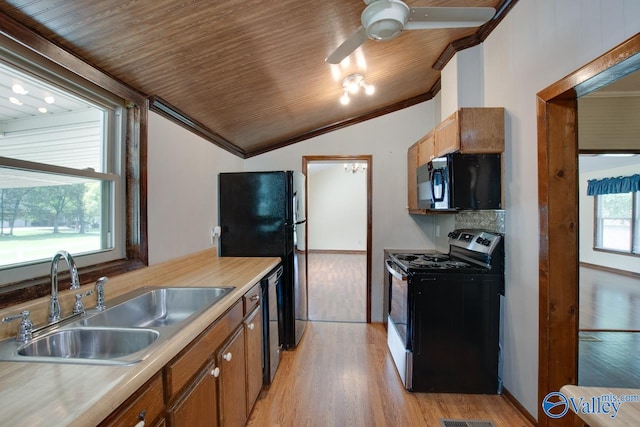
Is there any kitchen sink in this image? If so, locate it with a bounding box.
[82,286,234,328]
[17,327,159,361]
[0,286,235,365]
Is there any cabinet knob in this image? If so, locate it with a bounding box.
[134,410,146,427]
[248,323,255,330]
[211,367,220,378]
[250,294,260,302]
[223,352,233,362]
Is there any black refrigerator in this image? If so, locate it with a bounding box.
[219,171,307,349]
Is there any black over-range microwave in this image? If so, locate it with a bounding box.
[417,152,502,210]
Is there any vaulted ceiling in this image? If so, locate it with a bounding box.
[0,0,515,158]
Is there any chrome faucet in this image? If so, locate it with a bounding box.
[49,250,80,323]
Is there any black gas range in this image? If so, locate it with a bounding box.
[386,229,505,394]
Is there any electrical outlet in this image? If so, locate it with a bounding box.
[211,226,222,245]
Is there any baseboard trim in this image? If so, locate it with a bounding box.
[579,262,640,279]
[308,249,366,255]
[502,387,536,426]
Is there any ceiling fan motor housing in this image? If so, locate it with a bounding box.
[361,0,410,41]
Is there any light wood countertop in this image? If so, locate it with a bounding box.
[0,249,280,427]
[560,385,640,426]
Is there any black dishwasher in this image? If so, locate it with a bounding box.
[262,265,283,385]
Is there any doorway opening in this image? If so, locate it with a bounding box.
[302,155,372,323]
[537,34,640,426]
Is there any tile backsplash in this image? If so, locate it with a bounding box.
[455,210,505,234]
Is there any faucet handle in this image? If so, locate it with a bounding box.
[95,276,108,311]
[2,310,33,342]
[73,290,93,315]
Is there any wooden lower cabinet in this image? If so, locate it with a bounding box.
[103,279,270,427]
[168,360,219,427]
[99,373,164,427]
[218,326,247,427]
[244,305,263,416]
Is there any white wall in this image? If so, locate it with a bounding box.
[147,111,243,264]
[462,0,640,419]
[245,101,440,323]
[579,162,640,273]
[307,163,367,251]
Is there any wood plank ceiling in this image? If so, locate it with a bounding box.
[0,0,514,158]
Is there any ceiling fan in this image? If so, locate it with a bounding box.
[325,0,496,64]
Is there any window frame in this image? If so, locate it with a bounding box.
[592,191,640,258]
[0,20,148,308]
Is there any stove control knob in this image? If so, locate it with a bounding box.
[476,237,492,246]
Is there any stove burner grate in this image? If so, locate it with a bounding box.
[391,253,474,270]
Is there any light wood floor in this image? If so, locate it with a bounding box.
[579,265,640,331]
[307,252,367,323]
[579,266,640,388]
[247,322,533,427]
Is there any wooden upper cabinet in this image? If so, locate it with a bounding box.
[434,108,505,156]
[407,143,419,211]
[417,130,435,165]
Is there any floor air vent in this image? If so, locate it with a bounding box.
[440,420,496,427]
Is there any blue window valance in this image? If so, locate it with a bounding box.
[587,174,640,196]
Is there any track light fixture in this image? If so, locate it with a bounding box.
[339,73,375,105]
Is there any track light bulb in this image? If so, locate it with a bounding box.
[364,84,375,95]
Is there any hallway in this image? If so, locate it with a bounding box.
[307,252,367,323]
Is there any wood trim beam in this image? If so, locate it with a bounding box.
[432,0,519,71]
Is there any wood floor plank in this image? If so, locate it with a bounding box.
[247,322,533,426]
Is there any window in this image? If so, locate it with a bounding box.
[594,192,640,254]
[0,56,126,284]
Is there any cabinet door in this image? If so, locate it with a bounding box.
[434,111,460,157]
[457,108,505,153]
[244,305,263,415]
[100,373,164,427]
[170,362,219,427]
[218,327,247,427]
[417,131,435,165]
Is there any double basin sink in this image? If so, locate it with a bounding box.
[0,286,234,365]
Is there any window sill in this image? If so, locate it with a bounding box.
[592,247,640,258]
[0,258,146,309]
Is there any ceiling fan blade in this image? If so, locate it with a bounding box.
[404,6,495,30]
[325,26,368,64]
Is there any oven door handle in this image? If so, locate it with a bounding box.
[386,260,407,281]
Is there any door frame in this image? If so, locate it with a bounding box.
[536,34,640,427]
[302,155,372,323]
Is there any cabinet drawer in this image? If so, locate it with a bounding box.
[100,373,163,427]
[165,300,243,399]
[242,283,261,315]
